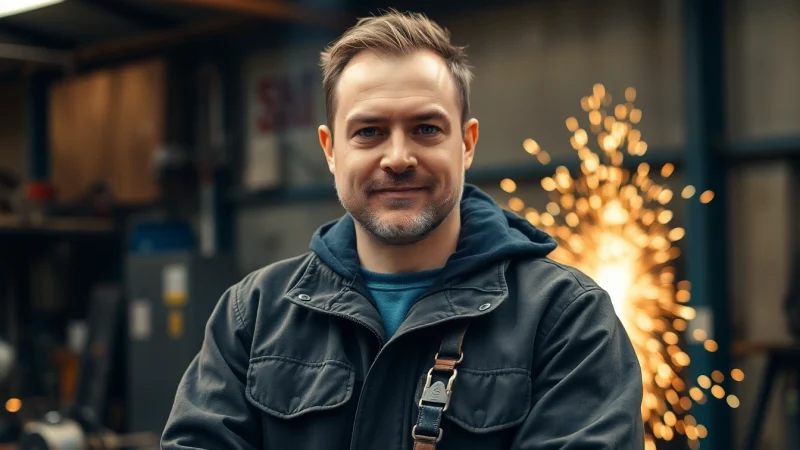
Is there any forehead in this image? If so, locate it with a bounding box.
[335,49,460,124]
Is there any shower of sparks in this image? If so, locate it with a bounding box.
[503,84,743,449]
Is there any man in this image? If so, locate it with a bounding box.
[162,10,644,450]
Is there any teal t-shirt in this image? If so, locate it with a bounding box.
[360,267,441,338]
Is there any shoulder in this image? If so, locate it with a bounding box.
[513,257,605,300]
[511,257,613,337]
[237,252,315,297]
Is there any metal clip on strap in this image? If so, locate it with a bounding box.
[412,322,469,450]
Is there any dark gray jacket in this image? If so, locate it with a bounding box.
[161,185,644,449]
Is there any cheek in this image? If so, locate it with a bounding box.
[333,152,372,190]
[428,150,464,181]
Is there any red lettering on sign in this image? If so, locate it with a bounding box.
[256,78,275,133]
[255,71,315,134]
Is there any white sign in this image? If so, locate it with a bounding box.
[130,299,152,341]
[242,45,328,189]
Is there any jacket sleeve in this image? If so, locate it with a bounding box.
[513,288,645,450]
[161,284,261,450]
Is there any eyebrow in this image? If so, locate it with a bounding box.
[345,113,384,127]
[345,109,451,128]
[408,110,450,123]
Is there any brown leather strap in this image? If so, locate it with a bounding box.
[413,440,437,450]
[432,358,457,372]
[412,321,470,450]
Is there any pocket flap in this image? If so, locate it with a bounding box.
[246,356,355,419]
[418,367,532,434]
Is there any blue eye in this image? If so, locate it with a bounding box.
[417,125,440,135]
[356,127,380,138]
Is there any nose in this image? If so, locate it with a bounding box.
[380,132,417,173]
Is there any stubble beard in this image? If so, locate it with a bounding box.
[335,174,464,246]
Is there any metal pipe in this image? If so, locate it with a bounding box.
[0,43,70,66]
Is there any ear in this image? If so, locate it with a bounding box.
[462,118,479,170]
[319,125,335,174]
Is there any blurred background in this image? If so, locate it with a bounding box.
[0,0,798,449]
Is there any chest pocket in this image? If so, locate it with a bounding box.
[414,367,532,448]
[246,355,357,450]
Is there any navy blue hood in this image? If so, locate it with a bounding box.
[309,184,557,282]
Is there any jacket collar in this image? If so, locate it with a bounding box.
[284,255,510,344]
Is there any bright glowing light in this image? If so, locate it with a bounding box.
[661,163,675,177]
[0,0,62,18]
[711,385,725,399]
[5,398,21,413]
[505,85,741,448]
[523,139,540,155]
[500,178,517,193]
[525,209,540,225]
[566,117,579,131]
[625,87,637,102]
[508,197,525,212]
[537,151,552,164]
[603,200,629,225]
[595,260,634,320]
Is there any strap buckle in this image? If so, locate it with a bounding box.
[419,352,463,412]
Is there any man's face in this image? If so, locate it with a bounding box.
[319,49,479,245]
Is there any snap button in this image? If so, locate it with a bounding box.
[298,294,311,301]
[478,303,491,311]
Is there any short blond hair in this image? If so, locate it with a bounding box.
[319,9,473,129]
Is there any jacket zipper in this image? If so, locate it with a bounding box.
[347,338,388,450]
[322,312,382,450]
[319,290,393,450]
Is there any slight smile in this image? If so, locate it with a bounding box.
[371,187,428,198]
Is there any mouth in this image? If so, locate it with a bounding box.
[370,186,428,197]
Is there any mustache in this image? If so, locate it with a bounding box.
[365,171,434,192]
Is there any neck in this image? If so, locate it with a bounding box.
[356,207,461,274]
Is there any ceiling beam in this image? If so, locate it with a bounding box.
[161,0,351,30]
[72,17,250,64]
[0,21,76,49]
[0,43,70,66]
[75,0,181,29]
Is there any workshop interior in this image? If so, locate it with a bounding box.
[0,0,798,449]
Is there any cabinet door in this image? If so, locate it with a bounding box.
[107,59,165,204]
[49,71,114,202]
[49,59,165,205]
[0,82,26,176]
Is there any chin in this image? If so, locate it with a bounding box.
[370,210,442,244]
[373,214,419,231]
[370,222,433,245]
[376,206,423,218]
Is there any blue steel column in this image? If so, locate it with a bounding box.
[683,0,732,449]
[196,56,234,257]
[26,72,53,181]
[216,55,237,255]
